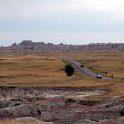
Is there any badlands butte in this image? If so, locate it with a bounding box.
[0,40,124,124]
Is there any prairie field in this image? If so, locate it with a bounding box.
[0,51,124,124]
[0,51,124,99]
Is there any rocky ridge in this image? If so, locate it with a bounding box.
[0,40,124,53]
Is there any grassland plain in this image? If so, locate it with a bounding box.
[0,51,124,124]
[0,51,124,100]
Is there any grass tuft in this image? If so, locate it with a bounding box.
[0,119,44,124]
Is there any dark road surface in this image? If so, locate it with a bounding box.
[65,60,111,80]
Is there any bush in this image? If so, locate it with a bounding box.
[64,64,74,76]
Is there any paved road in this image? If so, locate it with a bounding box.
[65,59,111,80]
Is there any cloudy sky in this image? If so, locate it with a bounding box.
[0,0,124,46]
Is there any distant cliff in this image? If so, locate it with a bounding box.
[0,40,124,53]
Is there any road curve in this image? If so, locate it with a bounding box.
[65,59,111,80]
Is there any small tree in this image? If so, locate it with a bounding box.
[64,64,74,76]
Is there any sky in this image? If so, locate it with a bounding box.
[0,0,124,46]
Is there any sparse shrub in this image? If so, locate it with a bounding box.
[64,64,74,76]
[89,67,92,69]
[111,75,114,78]
[105,72,108,74]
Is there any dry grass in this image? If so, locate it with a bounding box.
[0,53,104,87]
[0,54,67,86]
[78,52,124,79]
[0,119,44,124]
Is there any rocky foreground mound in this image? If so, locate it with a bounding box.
[0,87,124,124]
